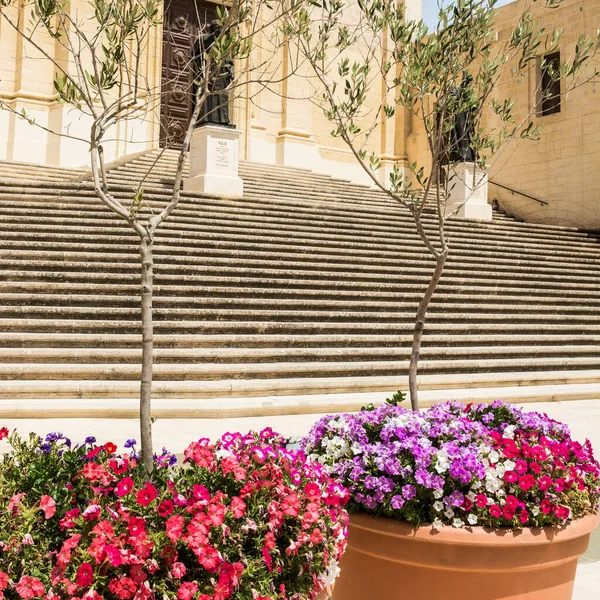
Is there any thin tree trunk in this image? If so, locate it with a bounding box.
[139,234,154,472]
[408,251,448,412]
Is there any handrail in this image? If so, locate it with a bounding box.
[489,180,548,206]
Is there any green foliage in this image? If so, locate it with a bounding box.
[385,391,406,406]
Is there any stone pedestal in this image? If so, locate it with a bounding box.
[445,162,492,220]
[184,125,243,198]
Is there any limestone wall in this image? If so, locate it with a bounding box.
[484,0,600,229]
[0,0,160,168]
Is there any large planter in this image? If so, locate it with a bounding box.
[332,513,599,600]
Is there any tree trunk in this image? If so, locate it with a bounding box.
[408,251,448,412]
[139,235,154,472]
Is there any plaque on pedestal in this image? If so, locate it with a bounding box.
[184,124,244,198]
[445,162,492,221]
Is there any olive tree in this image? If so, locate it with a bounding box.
[286,0,599,410]
[0,0,303,470]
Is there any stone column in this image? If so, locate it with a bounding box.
[445,162,492,220]
[184,124,244,198]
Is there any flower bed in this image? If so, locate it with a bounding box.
[303,401,600,528]
[0,428,348,600]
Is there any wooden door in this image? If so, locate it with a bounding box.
[160,0,217,148]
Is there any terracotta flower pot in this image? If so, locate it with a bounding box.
[332,512,599,600]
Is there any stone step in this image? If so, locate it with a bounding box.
[2,262,599,292]
[0,221,598,267]
[0,318,598,335]
[2,285,600,305]
[0,332,597,349]
[2,357,600,381]
[0,192,597,252]
[0,382,596,419]
[1,369,599,400]
[2,149,600,413]
[0,234,598,275]
[2,254,599,289]
[0,345,598,364]
[2,293,598,315]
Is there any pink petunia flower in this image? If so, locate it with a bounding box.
[176,582,198,600]
[115,478,135,498]
[39,495,56,519]
[16,576,45,599]
[76,563,94,588]
[136,482,158,507]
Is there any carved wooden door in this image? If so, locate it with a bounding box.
[160,0,217,148]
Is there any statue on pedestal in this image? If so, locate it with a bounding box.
[448,74,476,163]
[192,20,234,127]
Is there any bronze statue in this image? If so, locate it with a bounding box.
[449,74,476,163]
[192,20,234,127]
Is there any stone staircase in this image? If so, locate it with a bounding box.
[1,149,600,418]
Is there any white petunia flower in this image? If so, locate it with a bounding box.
[433,488,444,499]
[467,514,478,525]
[532,506,540,517]
[452,518,464,528]
[444,508,455,519]
[504,425,516,439]
[488,450,500,464]
[433,501,444,512]
[432,518,444,531]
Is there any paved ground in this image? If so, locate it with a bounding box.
[1,398,598,598]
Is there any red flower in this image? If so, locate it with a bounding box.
[157,500,174,517]
[515,460,528,475]
[540,499,553,515]
[129,565,147,585]
[193,484,210,502]
[86,447,103,460]
[165,515,185,543]
[518,475,536,491]
[230,496,246,519]
[529,462,542,474]
[109,457,129,475]
[310,528,324,544]
[128,516,146,537]
[519,510,529,525]
[76,563,94,588]
[538,475,553,491]
[115,477,135,498]
[197,545,222,572]
[177,582,198,600]
[304,483,321,501]
[475,494,488,508]
[489,505,502,518]
[108,578,136,600]
[16,576,45,599]
[104,442,117,454]
[39,495,56,519]
[0,572,9,591]
[264,532,276,550]
[171,562,186,579]
[504,471,518,483]
[0,427,8,440]
[262,546,273,572]
[503,505,516,520]
[136,482,158,507]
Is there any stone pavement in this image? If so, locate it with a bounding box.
[0,398,598,598]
